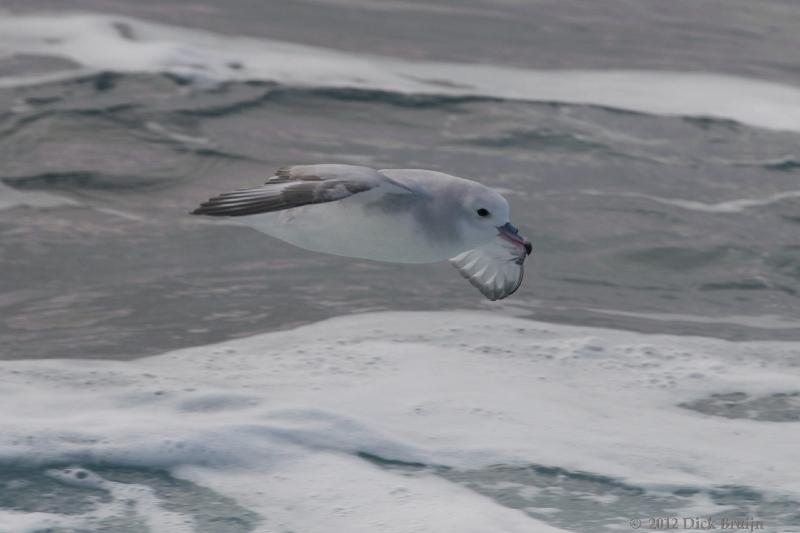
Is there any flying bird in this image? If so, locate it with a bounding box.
[192,164,532,300]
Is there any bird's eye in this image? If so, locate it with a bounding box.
[477,208,490,217]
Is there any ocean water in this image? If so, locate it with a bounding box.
[1,1,799,532]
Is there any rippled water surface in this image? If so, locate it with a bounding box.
[1,1,800,532]
[3,1,800,359]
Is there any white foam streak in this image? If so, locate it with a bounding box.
[0,510,80,533]
[580,189,800,214]
[2,13,800,131]
[175,456,562,533]
[585,308,800,330]
[1,311,799,530]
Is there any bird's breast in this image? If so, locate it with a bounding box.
[236,194,468,264]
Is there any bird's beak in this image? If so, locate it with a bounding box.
[497,222,532,255]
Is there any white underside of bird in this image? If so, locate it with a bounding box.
[193,164,532,300]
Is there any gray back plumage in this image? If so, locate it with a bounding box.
[192,164,390,217]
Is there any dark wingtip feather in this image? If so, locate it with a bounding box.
[191,199,220,216]
[191,196,242,217]
[190,186,293,217]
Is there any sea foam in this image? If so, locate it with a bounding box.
[1,13,800,132]
[0,311,798,531]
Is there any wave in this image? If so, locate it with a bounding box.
[453,128,613,152]
[3,170,170,191]
[734,156,800,172]
[583,307,800,330]
[0,311,798,531]
[1,13,800,132]
[578,189,800,214]
[0,181,78,211]
[0,179,147,220]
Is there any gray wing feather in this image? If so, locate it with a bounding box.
[450,238,528,300]
[192,164,388,217]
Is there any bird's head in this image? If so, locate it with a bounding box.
[458,185,532,255]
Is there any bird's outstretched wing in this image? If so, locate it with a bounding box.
[450,237,529,301]
[192,164,395,217]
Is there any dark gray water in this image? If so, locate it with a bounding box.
[2,0,800,360]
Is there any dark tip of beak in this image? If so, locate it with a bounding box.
[498,222,532,255]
